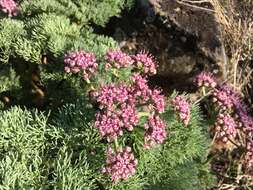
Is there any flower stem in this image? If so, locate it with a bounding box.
[86,78,91,84]
[112,69,119,77]
[114,138,119,149]
[138,112,150,118]
[202,86,206,96]
[228,137,241,148]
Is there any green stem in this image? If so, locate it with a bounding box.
[90,85,95,91]
[114,138,119,149]
[112,69,119,77]
[138,112,150,118]
[202,86,206,96]
[86,78,91,84]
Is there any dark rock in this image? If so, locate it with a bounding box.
[99,1,222,92]
[120,22,221,93]
[149,0,223,62]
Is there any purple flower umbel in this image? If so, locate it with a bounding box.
[102,147,137,182]
[245,140,253,169]
[195,71,217,88]
[171,96,191,126]
[95,111,123,142]
[212,86,234,110]
[144,115,167,149]
[93,83,139,141]
[105,49,134,69]
[0,0,18,17]
[214,113,237,143]
[133,51,157,75]
[64,50,97,81]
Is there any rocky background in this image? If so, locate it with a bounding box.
[97,0,225,94]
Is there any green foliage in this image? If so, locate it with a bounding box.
[0,99,215,189]
[0,105,101,189]
[0,0,132,64]
[0,13,117,63]
[20,0,133,26]
[137,102,214,190]
[146,160,215,190]
[0,18,24,63]
[0,0,125,107]
[0,66,20,93]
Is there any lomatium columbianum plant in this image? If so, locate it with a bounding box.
[64,49,190,182]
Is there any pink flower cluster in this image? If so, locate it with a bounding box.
[212,85,248,113]
[214,113,237,143]
[64,50,168,181]
[94,76,167,180]
[102,147,137,182]
[95,112,123,140]
[144,115,167,149]
[245,141,253,168]
[171,96,190,126]
[232,94,249,115]
[94,84,139,141]
[150,89,166,113]
[241,114,253,169]
[195,72,252,130]
[238,113,253,134]
[133,51,157,75]
[195,71,253,169]
[120,104,139,131]
[64,50,97,80]
[210,85,242,145]
[0,0,18,17]
[105,50,157,76]
[94,104,139,141]
[195,71,217,88]
[95,83,129,109]
[212,85,235,110]
[211,84,253,134]
[231,93,253,134]
[129,74,150,102]
[94,76,166,141]
[130,74,165,113]
[105,50,134,69]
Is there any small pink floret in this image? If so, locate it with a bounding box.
[214,113,237,143]
[134,51,157,75]
[105,49,134,69]
[144,115,167,149]
[171,96,190,126]
[0,0,18,17]
[102,147,137,182]
[64,50,97,80]
[195,71,217,88]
